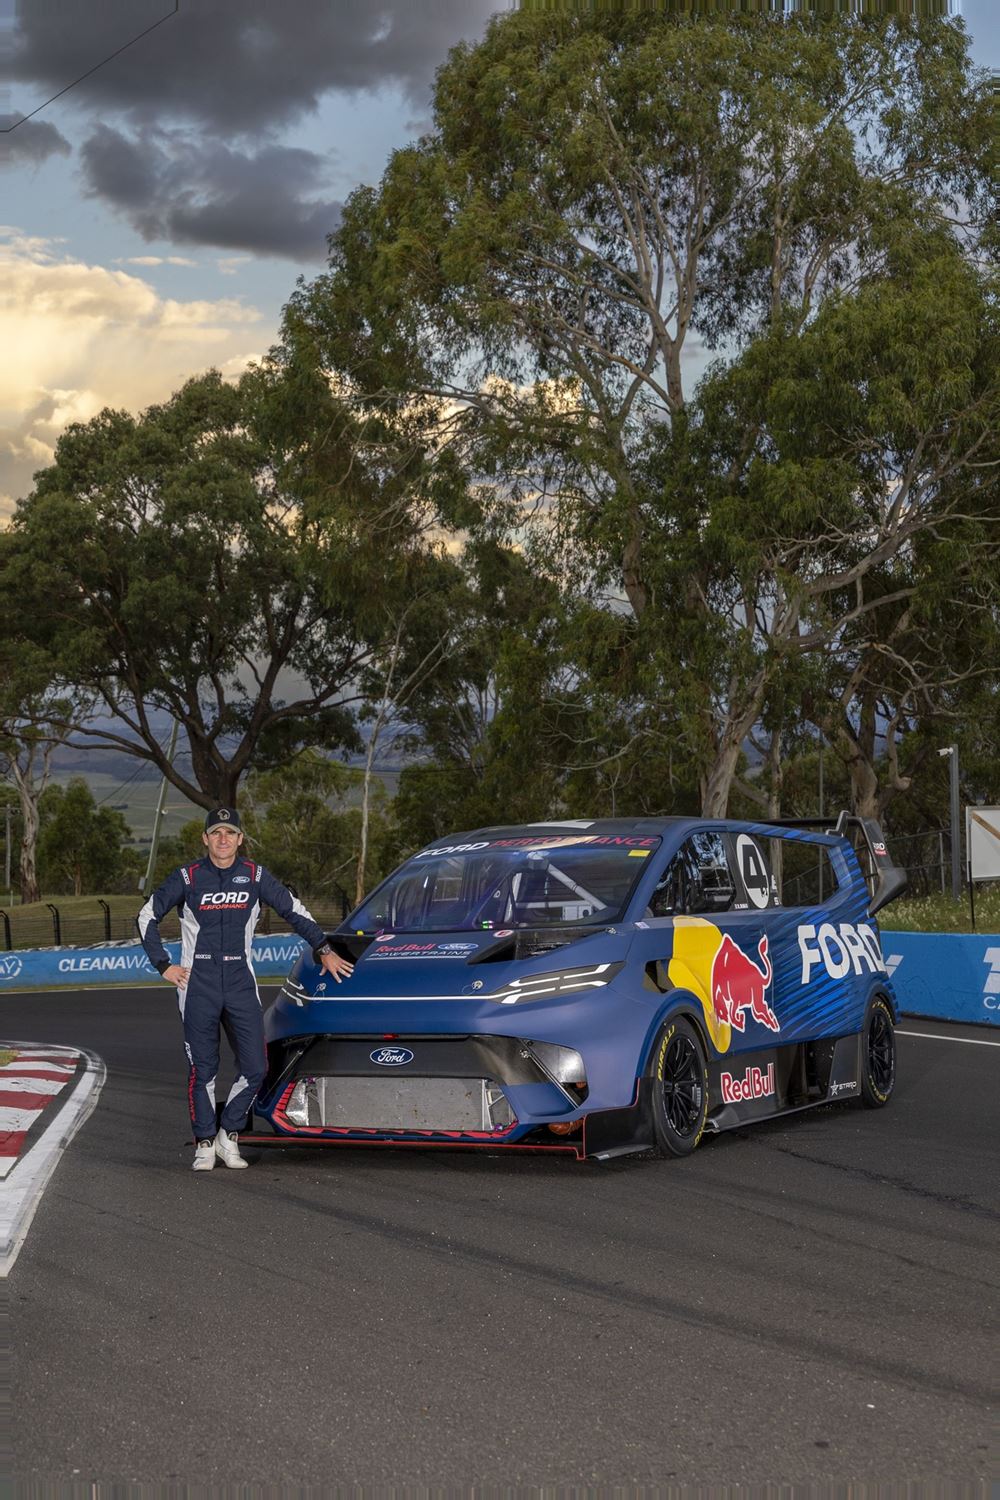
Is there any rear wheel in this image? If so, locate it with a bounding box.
[860,995,896,1108]
[650,1017,708,1157]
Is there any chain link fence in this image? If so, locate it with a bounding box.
[0,888,352,953]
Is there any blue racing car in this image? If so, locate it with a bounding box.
[253,815,907,1160]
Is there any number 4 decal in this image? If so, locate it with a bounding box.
[736,834,770,909]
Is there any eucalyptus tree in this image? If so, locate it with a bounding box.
[292,6,995,815]
[0,642,88,903]
[675,223,1000,813]
[0,356,455,811]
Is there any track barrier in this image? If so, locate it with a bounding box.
[881,931,1000,1028]
[0,930,996,1027]
[0,936,306,990]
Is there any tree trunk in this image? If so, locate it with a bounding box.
[700,738,743,818]
[10,757,42,905]
[700,683,770,818]
[19,796,39,905]
[356,728,378,908]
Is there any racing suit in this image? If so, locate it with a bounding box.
[138,857,327,1140]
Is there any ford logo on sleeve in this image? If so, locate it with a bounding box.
[370,1047,414,1067]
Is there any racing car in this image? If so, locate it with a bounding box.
[251,814,907,1160]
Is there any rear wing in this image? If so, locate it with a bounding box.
[764,813,908,917]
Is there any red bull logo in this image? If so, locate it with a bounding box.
[711,933,778,1034]
[721,1062,775,1103]
[668,918,781,1054]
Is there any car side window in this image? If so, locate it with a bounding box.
[769,836,840,907]
[650,832,737,917]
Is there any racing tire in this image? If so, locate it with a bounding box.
[860,994,896,1109]
[650,1017,709,1157]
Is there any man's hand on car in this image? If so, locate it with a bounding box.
[319,950,354,983]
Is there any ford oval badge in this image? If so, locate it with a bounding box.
[370,1047,414,1067]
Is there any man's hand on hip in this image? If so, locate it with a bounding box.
[162,964,191,988]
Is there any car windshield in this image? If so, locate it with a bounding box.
[349,833,662,933]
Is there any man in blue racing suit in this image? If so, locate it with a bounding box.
[138,806,353,1170]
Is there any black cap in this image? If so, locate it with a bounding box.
[205,807,241,833]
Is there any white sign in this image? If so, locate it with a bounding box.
[966,807,1000,882]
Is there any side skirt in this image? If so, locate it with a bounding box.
[705,1033,862,1133]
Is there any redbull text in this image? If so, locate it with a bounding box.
[720,1062,775,1103]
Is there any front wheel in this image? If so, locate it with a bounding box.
[650,1017,709,1157]
[860,994,896,1108]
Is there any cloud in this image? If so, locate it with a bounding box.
[0,115,71,167]
[0,229,267,521]
[4,2,498,263]
[115,254,198,266]
[81,125,342,260]
[4,0,499,133]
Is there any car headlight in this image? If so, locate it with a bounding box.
[489,961,623,1005]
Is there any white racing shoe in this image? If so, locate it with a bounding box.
[193,1140,216,1171]
[214,1128,248,1169]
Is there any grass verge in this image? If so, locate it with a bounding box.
[883,886,1000,935]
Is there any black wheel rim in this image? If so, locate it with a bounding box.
[868,1007,894,1093]
[660,1035,703,1137]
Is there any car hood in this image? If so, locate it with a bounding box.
[302,925,632,1001]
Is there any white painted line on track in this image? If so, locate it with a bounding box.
[897,1029,1000,1047]
[0,1045,106,1277]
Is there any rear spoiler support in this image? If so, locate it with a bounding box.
[763,813,909,916]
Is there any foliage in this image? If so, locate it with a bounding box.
[240,750,397,909]
[663,221,1000,814]
[37,779,134,897]
[295,7,997,818]
[0,641,87,902]
[0,354,452,809]
[147,823,205,892]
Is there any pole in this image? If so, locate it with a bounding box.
[948,744,961,901]
[817,741,825,901]
[139,720,179,896]
[3,804,10,903]
[818,742,824,819]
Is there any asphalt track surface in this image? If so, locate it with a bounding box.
[2,985,996,1490]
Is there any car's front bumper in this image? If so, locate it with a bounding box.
[253,1029,654,1159]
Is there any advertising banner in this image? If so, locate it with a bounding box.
[0,936,306,991]
[966,807,1000,883]
[881,930,1000,1028]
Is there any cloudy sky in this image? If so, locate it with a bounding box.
[1,0,996,521]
